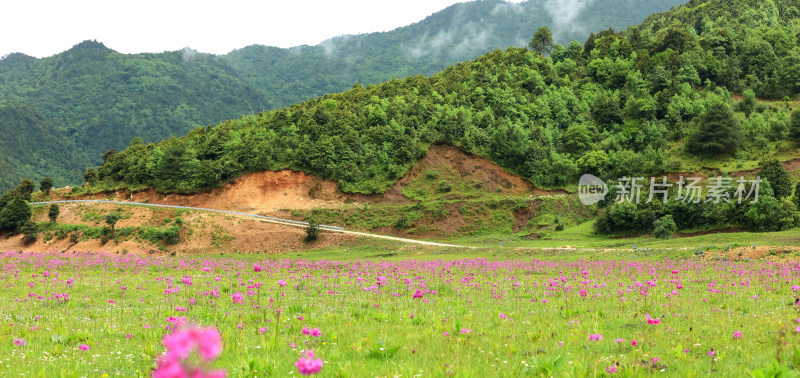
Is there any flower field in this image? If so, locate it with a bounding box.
[1,251,799,376]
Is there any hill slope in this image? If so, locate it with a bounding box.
[223,0,689,109]
[88,0,800,236]
[0,0,688,192]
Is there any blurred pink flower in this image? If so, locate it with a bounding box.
[79,344,91,351]
[646,314,661,325]
[296,350,323,375]
[13,338,25,346]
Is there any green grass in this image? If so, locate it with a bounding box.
[439,220,800,250]
[1,249,799,376]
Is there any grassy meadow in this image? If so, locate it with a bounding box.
[1,247,799,377]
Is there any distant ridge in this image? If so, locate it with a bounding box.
[0,0,687,192]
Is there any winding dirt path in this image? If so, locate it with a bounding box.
[31,200,471,249]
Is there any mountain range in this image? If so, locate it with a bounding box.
[0,0,687,191]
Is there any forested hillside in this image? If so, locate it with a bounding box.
[0,0,687,192]
[0,102,88,190]
[223,0,688,109]
[90,0,800,233]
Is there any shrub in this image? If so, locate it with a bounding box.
[48,204,60,223]
[394,216,410,230]
[20,221,38,242]
[437,180,452,193]
[0,198,31,233]
[305,222,319,242]
[652,215,677,239]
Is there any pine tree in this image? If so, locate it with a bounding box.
[687,103,742,156]
[529,26,554,56]
[759,159,792,198]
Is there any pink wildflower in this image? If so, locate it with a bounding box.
[13,338,25,346]
[152,355,186,378]
[733,331,742,339]
[79,344,91,351]
[606,365,618,373]
[232,292,244,304]
[631,339,638,346]
[295,350,323,375]
[589,334,603,341]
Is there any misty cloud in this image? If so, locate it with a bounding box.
[544,0,594,35]
[319,34,355,56]
[402,22,493,59]
[182,47,199,62]
[490,2,525,16]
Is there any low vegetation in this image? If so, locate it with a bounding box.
[1,250,799,376]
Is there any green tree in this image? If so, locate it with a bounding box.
[759,159,792,199]
[529,26,554,56]
[105,213,121,230]
[0,198,32,233]
[652,215,677,239]
[562,124,593,155]
[591,96,623,129]
[18,180,35,200]
[48,204,60,223]
[741,89,755,118]
[789,110,800,142]
[20,221,38,242]
[84,167,99,185]
[39,177,54,195]
[740,181,799,232]
[102,149,117,164]
[795,182,800,209]
[305,222,320,242]
[687,103,742,156]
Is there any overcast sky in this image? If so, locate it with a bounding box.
[0,0,524,58]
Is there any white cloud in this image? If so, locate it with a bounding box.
[1,0,493,58]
